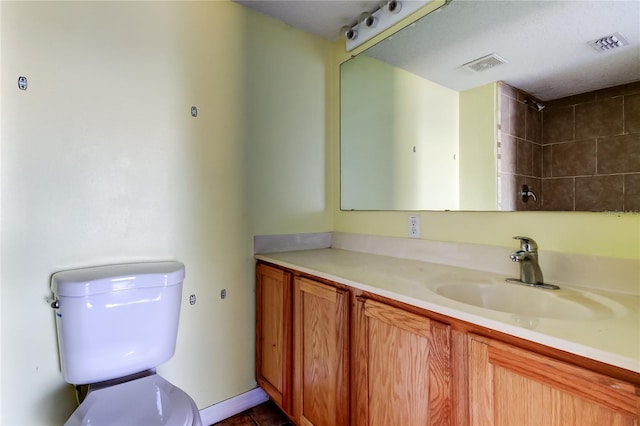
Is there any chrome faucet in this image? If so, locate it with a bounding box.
[508,236,559,290]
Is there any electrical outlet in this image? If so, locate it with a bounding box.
[408,215,420,238]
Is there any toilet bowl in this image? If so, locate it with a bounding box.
[65,374,201,426]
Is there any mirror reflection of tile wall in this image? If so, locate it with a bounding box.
[498,81,640,211]
[497,82,543,211]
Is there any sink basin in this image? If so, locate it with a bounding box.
[434,281,623,320]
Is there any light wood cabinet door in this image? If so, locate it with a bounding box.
[353,298,452,426]
[293,276,350,426]
[469,334,640,426]
[256,263,293,414]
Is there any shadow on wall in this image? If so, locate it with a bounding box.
[37,383,77,424]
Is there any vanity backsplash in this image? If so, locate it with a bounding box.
[255,232,639,296]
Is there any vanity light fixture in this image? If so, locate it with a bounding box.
[359,12,378,29]
[385,0,403,15]
[341,25,358,42]
[344,0,431,51]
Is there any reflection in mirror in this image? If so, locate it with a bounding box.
[340,0,640,212]
[341,54,460,210]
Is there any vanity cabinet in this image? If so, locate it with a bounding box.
[292,276,350,426]
[255,263,293,414]
[256,261,640,426]
[256,265,350,425]
[352,297,452,426]
[468,335,640,426]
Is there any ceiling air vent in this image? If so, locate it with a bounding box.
[462,53,507,72]
[590,32,629,52]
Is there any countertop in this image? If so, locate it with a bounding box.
[256,248,640,373]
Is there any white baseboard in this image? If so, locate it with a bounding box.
[199,387,269,425]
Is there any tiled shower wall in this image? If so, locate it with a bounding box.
[542,81,640,211]
[497,82,543,211]
[497,81,640,211]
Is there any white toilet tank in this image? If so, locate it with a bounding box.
[51,261,185,385]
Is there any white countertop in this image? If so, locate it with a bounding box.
[256,248,640,374]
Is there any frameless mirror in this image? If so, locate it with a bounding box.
[340,0,640,211]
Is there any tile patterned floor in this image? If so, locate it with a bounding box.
[212,401,292,426]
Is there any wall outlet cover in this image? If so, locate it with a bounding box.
[408,215,421,238]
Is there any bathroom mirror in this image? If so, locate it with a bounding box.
[340,0,640,212]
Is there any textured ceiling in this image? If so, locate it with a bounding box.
[366,0,640,100]
[235,0,640,100]
[233,0,381,41]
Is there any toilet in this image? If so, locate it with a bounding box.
[51,261,202,426]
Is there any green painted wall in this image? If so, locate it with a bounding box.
[459,83,498,210]
[0,1,332,423]
[341,54,459,210]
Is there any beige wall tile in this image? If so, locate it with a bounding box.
[543,106,574,143]
[542,178,574,210]
[625,92,640,134]
[575,97,623,139]
[624,173,640,211]
[575,175,624,211]
[598,133,640,174]
[550,139,597,177]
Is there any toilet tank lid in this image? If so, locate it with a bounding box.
[51,261,185,297]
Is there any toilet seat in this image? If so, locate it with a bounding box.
[65,374,202,426]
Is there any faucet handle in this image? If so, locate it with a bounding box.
[513,236,538,252]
